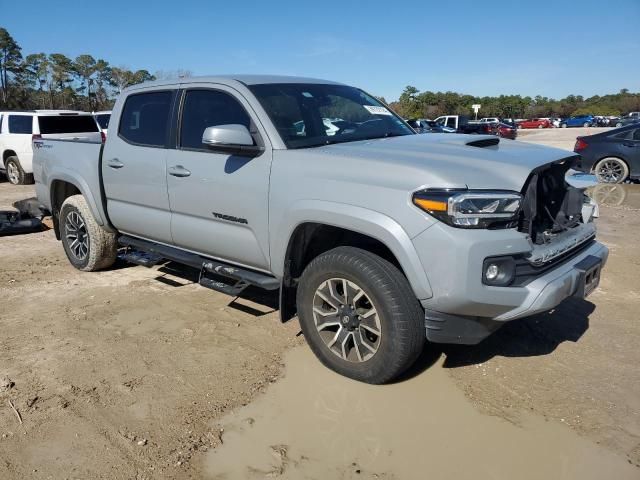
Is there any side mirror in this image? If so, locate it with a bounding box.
[202,124,264,156]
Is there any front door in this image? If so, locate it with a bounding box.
[102,89,176,244]
[166,86,272,270]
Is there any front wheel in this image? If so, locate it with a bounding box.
[297,247,425,384]
[583,122,590,127]
[594,157,629,184]
[561,123,567,128]
[616,122,623,128]
[60,195,117,271]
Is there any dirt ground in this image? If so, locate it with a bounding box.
[1,129,639,478]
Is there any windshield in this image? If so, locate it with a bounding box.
[249,83,413,148]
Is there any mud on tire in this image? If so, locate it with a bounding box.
[296,246,425,384]
[60,194,117,271]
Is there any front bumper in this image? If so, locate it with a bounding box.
[412,222,608,344]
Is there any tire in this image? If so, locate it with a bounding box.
[561,123,567,128]
[616,122,623,128]
[296,246,425,384]
[5,156,34,185]
[583,122,590,127]
[594,157,629,184]
[59,194,117,271]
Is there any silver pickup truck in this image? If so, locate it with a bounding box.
[33,75,607,384]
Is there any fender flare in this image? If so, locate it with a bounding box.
[48,169,109,229]
[272,200,433,300]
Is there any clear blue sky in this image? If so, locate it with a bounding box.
[2,0,639,101]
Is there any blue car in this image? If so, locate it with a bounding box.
[561,115,595,128]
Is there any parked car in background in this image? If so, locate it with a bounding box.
[93,111,111,135]
[0,110,101,185]
[612,115,640,128]
[406,119,455,133]
[478,117,500,124]
[434,115,494,134]
[573,124,640,183]
[552,118,562,128]
[517,118,551,129]
[560,115,595,128]
[31,74,607,383]
[496,122,518,139]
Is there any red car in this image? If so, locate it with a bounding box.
[496,122,518,139]
[517,118,551,129]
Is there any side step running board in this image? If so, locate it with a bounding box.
[118,235,280,294]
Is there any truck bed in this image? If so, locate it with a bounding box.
[33,138,110,228]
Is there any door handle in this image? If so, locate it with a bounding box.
[107,158,124,169]
[168,165,191,177]
[622,142,637,147]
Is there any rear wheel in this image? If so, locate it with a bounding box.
[561,123,567,128]
[5,156,34,185]
[296,247,425,384]
[60,195,117,271]
[595,157,629,184]
[537,124,543,129]
[616,122,623,128]
[583,122,590,127]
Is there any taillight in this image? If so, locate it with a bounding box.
[100,131,106,143]
[574,138,588,151]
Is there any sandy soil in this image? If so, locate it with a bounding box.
[1,129,639,478]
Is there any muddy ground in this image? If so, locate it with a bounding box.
[1,129,639,478]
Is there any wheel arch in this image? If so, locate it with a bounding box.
[2,149,17,165]
[274,202,433,321]
[49,173,109,239]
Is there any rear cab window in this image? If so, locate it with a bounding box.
[38,115,99,134]
[118,91,173,147]
[95,114,110,130]
[8,115,33,134]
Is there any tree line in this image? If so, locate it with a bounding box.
[0,27,156,111]
[387,85,640,120]
[2,26,639,118]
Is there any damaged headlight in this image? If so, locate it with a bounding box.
[413,189,522,229]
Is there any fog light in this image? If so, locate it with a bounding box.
[482,256,516,286]
[485,264,500,281]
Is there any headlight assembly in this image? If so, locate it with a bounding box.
[413,189,522,229]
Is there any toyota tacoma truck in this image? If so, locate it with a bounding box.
[32,75,607,384]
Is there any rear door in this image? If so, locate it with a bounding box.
[625,129,640,168]
[102,88,177,244]
[7,114,33,155]
[165,86,272,270]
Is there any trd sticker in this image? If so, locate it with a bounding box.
[212,212,248,224]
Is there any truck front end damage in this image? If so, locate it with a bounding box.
[413,157,608,345]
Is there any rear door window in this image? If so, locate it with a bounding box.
[38,115,99,134]
[8,115,33,134]
[632,129,640,141]
[119,91,173,147]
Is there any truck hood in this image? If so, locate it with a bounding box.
[302,134,576,192]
